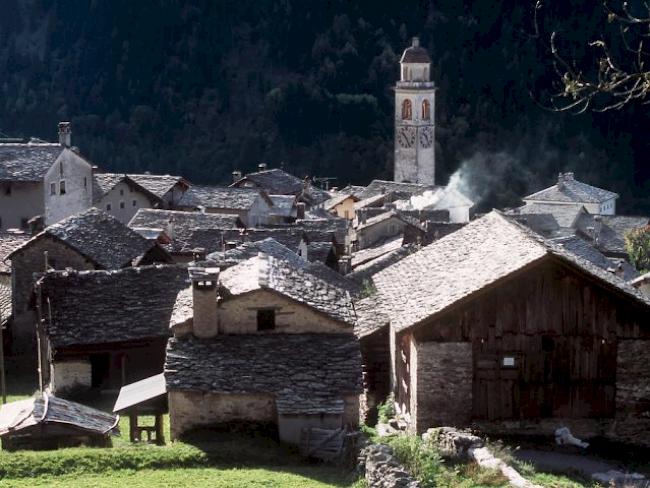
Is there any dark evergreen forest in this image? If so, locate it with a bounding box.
[1,0,648,212]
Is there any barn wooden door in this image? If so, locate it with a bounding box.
[473,353,521,420]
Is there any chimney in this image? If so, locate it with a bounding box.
[232,170,242,183]
[296,202,306,220]
[258,163,268,172]
[412,37,420,48]
[188,266,220,338]
[58,122,71,147]
[166,218,175,240]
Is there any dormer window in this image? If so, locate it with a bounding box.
[402,99,412,120]
[257,309,276,331]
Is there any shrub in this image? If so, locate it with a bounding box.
[377,394,395,424]
[387,435,442,488]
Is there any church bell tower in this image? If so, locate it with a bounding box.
[394,37,436,185]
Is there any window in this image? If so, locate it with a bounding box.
[106,203,112,211]
[120,189,124,196]
[119,201,125,209]
[4,184,11,196]
[257,309,276,331]
[502,356,516,368]
[422,99,431,120]
[84,177,87,189]
[132,200,137,207]
[401,99,412,120]
[402,66,408,80]
[59,180,66,195]
[50,183,56,196]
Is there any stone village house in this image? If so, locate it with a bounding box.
[36,264,187,394]
[358,211,650,447]
[7,208,171,356]
[0,122,93,230]
[164,253,362,444]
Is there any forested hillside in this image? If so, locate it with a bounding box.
[1,0,648,212]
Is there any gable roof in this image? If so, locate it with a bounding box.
[324,193,359,211]
[207,238,360,295]
[0,392,118,437]
[92,173,164,205]
[126,174,188,199]
[178,185,270,210]
[0,143,63,182]
[358,179,435,200]
[10,208,157,269]
[128,209,244,254]
[232,168,305,195]
[220,253,355,325]
[40,264,188,348]
[509,203,585,229]
[356,210,424,233]
[0,230,30,273]
[165,333,362,415]
[373,211,650,333]
[524,173,618,204]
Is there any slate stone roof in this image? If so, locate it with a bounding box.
[551,235,639,281]
[351,236,404,268]
[307,241,334,264]
[354,294,391,338]
[233,168,305,194]
[92,173,186,204]
[573,213,635,256]
[268,195,296,218]
[524,173,618,204]
[208,238,360,295]
[507,212,561,236]
[220,253,356,325]
[10,208,157,270]
[0,392,118,437]
[509,203,585,228]
[323,193,358,211]
[0,283,10,324]
[178,185,268,211]
[126,174,187,199]
[0,143,62,182]
[358,180,435,200]
[0,230,30,274]
[356,210,423,233]
[40,264,188,348]
[400,42,432,63]
[165,334,363,415]
[128,209,244,255]
[348,245,416,284]
[373,211,650,333]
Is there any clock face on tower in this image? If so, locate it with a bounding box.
[397,127,416,148]
[419,126,433,148]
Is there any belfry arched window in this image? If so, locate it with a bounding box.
[402,99,412,120]
[422,99,430,120]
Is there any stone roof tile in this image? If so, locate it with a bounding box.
[165,334,363,415]
[524,173,618,204]
[0,144,62,182]
[178,185,267,211]
[0,230,30,273]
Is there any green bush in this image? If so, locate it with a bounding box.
[377,394,395,424]
[387,435,442,488]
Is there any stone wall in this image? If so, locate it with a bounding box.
[0,181,44,230]
[168,390,276,439]
[44,149,93,226]
[218,289,350,334]
[96,180,155,224]
[610,339,650,447]
[360,327,391,425]
[362,444,420,488]
[50,359,91,393]
[412,341,472,433]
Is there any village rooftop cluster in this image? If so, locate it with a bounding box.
[0,38,648,455]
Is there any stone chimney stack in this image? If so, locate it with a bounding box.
[296,202,306,220]
[232,170,242,183]
[58,122,71,147]
[258,163,268,172]
[188,266,220,338]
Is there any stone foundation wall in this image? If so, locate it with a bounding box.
[168,390,276,439]
[610,339,650,447]
[50,359,91,393]
[413,341,472,433]
[362,444,419,488]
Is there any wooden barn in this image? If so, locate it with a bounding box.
[369,211,650,446]
[0,392,118,450]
